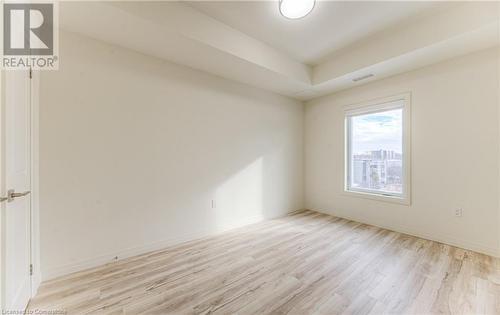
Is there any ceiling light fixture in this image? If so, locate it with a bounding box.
[279,0,315,20]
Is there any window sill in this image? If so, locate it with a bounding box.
[343,189,411,205]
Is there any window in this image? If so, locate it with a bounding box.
[345,94,410,204]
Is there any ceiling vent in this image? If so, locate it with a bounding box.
[352,74,374,82]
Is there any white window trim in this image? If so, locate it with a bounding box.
[343,93,411,205]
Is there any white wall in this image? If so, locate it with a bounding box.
[39,31,304,280]
[305,48,500,257]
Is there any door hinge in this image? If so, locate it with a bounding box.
[30,264,33,276]
[29,68,32,79]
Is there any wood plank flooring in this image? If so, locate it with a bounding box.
[28,210,500,314]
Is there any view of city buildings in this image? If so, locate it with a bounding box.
[351,149,403,193]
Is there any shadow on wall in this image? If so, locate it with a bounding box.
[166,135,296,239]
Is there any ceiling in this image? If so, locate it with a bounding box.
[187,1,450,65]
[59,1,499,101]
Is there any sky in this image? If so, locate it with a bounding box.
[351,108,402,154]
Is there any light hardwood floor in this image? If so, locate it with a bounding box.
[28,210,500,314]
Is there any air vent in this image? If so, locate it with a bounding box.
[352,74,374,82]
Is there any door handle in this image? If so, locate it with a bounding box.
[0,189,30,203]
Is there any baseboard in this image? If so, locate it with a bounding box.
[39,207,498,282]
[42,230,210,281]
[42,212,288,281]
[309,208,500,258]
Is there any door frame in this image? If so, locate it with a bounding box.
[0,68,40,310]
[29,69,41,298]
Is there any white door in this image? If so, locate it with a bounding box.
[1,69,32,311]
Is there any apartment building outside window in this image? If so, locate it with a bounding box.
[344,94,411,204]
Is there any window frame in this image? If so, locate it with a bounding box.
[344,93,411,205]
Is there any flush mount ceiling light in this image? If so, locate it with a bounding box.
[279,0,315,19]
